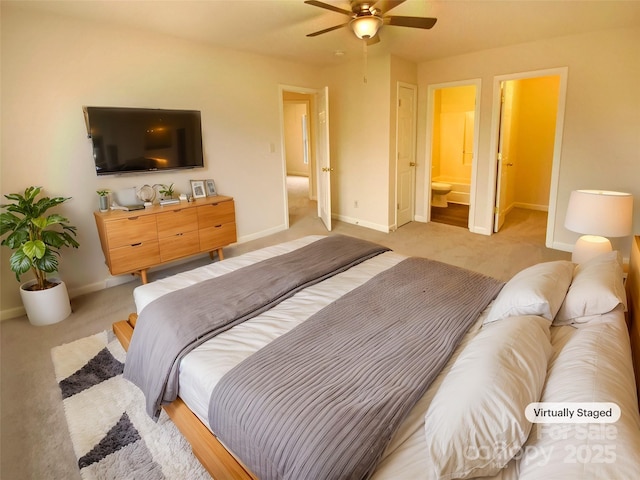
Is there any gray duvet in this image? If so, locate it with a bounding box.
[208,257,504,480]
[123,235,390,418]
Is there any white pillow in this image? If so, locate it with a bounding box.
[424,316,553,480]
[484,261,574,324]
[554,251,626,325]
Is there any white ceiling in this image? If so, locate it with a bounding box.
[8,0,640,66]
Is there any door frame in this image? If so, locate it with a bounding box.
[278,84,325,230]
[425,78,482,228]
[486,67,568,246]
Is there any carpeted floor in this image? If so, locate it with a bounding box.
[287,175,316,226]
[1,191,569,480]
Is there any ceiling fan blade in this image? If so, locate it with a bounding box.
[304,0,353,16]
[385,16,437,29]
[307,23,350,37]
[373,0,406,14]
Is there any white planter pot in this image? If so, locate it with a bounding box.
[20,278,72,326]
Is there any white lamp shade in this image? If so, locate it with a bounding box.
[564,190,633,237]
[350,16,383,39]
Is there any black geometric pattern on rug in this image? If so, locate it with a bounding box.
[77,412,140,468]
[59,347,124,399]
[54,333,210,479]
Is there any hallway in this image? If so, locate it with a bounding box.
[287,175,317,226]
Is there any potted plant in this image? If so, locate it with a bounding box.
[0,186,79,325]
[96,189,110,212]
[158,183,175,200]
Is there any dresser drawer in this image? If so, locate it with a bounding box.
[109,241,160,274]
[197,201,235,227]
[105,216,158,248]
[94,195,236,284]
[200,222,237,252]
[156,208,198,238]
[159,231,200,262]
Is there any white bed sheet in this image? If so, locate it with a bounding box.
[132,236,640,480]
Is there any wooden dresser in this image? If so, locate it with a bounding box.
[94,195,236,283]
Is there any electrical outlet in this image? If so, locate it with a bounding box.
[354,200,358,208]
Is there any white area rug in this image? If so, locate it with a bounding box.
[51,330,210,480]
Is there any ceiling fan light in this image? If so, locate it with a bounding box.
[350,16,383,39]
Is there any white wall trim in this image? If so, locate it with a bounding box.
[1,305,26,322]
[513,202,549,212]
[1,225,289,322]
[333,214,390,233]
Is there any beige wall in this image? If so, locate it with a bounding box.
[2,4,639,318]
[320,53,417,232]
[283,102,310,177]
[321,54,392,232]
[511,76,560,210]
[0,6,320,317]
[417,27,640,251]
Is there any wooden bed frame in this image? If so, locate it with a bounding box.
[113,236,640,480]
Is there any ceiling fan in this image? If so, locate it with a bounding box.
[305,0,437,44]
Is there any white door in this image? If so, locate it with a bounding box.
[396,84,417,228]
[317,86,332,231]
[493,81,514,232]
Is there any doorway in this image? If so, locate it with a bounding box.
[490,68,568,247]
[280,86,332,231]
[283,94,314,226]
[426,80,481,229]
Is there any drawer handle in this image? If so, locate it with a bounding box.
[131,242,142,247]
[128,217,139,221]
[173,209,182,213]
[215,224,223,228]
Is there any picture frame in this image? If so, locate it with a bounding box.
[190,180,206,199]
[205,179,217,196]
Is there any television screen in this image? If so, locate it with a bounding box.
[84,106,204,175]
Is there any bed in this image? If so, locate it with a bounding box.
[114,234,640,480]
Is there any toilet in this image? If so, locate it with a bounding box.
[431,182,452,208]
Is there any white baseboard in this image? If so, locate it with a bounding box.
[333,214,390,233]
[514,202,549,212]
[0,227,291,322]
[470,225,492,235]
[1,305,26,322]
[237,224,288,243]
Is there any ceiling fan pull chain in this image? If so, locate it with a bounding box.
[363,40,368,84]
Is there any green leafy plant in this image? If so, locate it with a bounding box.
[0,186,79,290]
[96,189,109,196]
[159,183,175,199]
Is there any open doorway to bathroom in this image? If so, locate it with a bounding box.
[427,82,479,228]
[493,74,561,233]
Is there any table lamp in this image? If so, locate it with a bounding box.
[564,189,633,263]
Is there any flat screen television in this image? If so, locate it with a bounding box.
[84,106,204,175]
